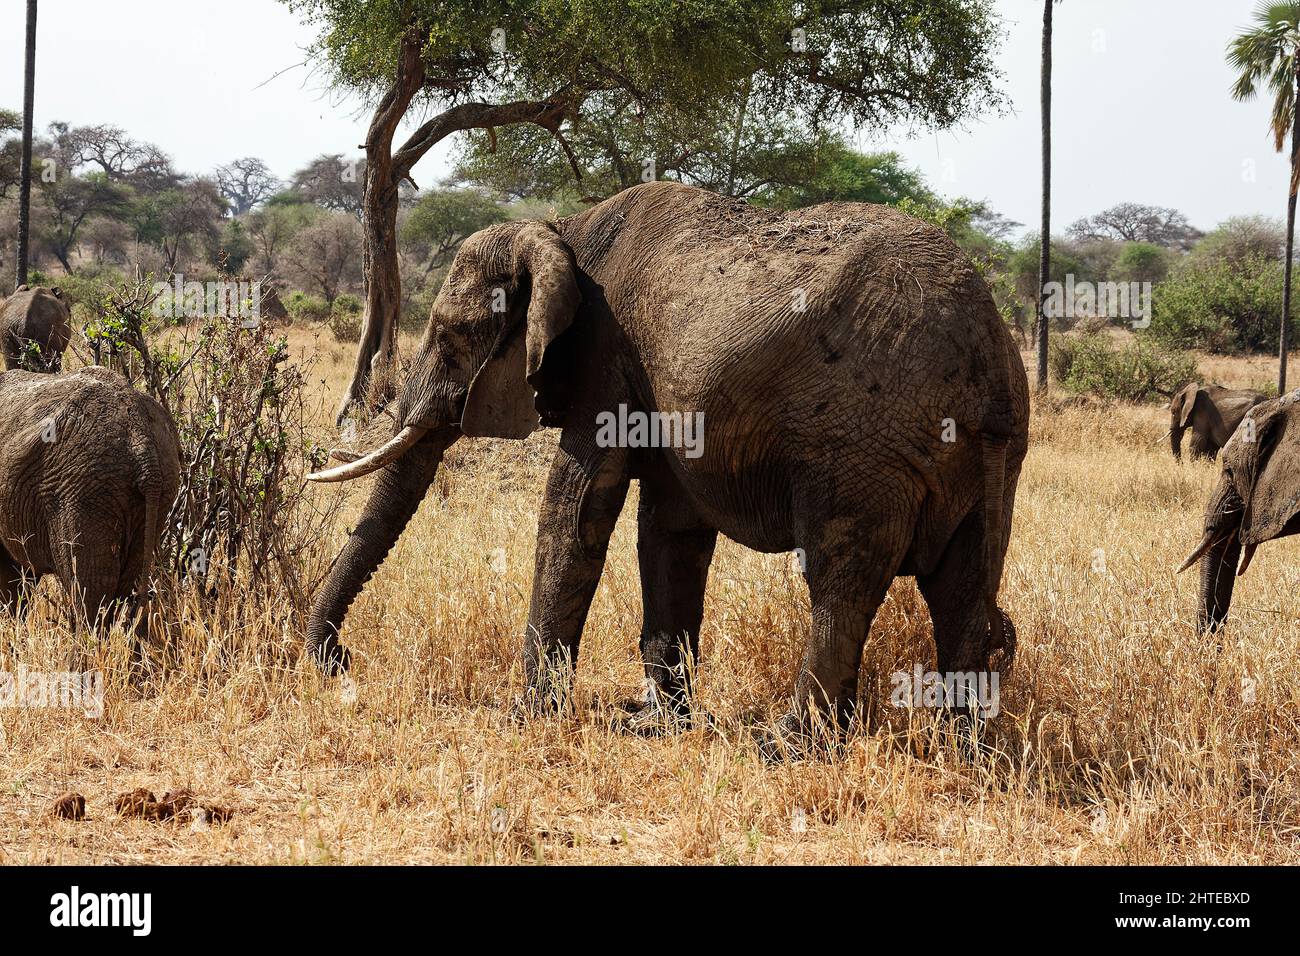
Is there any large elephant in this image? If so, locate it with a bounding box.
[306,182,1029,739]
[1,284,72,372]
[1169,382,1266,462]
[0,367,180,626]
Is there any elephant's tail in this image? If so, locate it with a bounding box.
[132,445,166,595]
[980,429,1010,644]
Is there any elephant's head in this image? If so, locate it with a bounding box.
[1,284,72,372]
[303,220,581,672]
[1177,395,1300,632]
[1169,382,1205,462]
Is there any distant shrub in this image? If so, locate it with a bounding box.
[284,290,329,324]
[1050,333,1196,402]
[327,294,363,342]
[1147,255,1286,353]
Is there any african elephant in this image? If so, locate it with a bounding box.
[306,181,1029,741]
[1169,382,1266,462]
[0,367,180,626]
[1178,392,1300,633]
[1,284,72,372]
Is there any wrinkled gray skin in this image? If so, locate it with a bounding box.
[307,182,1029,742]
[0,367,180,626]
[1169,383,1266,462]
[1,285,72,372]
[1181,393,1300,634]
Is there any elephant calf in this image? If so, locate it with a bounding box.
[1169,382,1266,461]
[0,367,180,627]
[1,284,72,372]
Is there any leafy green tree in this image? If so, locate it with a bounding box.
[1228,0,1300,390]
[1149,255,1289,354]
[766,142,936,209]
[36,169,130,272]
[1112,241,1171,285]
[452,85,829,202]
[245,199,318,281]
[400,188,507,277]
[285,0,1010,419]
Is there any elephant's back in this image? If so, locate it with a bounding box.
[0,368,180,535]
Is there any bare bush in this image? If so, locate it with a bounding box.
[83,275,341,632]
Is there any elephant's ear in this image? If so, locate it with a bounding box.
[1175,384,1202,428]
[1231,401,1300,544]
[460,223,580,439]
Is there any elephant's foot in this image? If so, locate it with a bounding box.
[614,683,702,736]
[753,707,861,763]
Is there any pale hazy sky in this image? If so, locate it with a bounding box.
[0,0,1290,235]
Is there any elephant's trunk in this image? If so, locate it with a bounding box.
[305,428,454,673]
[1170,424,1184,461]
[1196,528,1241,635]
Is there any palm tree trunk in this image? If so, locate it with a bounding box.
[15,0,37,290]
[1035,0,1053,392]
[1282,61,1300,395]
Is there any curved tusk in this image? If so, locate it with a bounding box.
[307,425,427,483]
[1176,530,1220,573]
[1237,542,1258,577]
[329,446,363,463]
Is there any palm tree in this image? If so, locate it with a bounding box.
[1035,0,1056,392]
[1229,1,1300,393]
[15,0,37,289]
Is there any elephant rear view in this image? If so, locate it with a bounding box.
[1,285,72,372]
[0,367,180,627]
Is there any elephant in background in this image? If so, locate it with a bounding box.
[0,367,180,627]
[1179,392,1300,632]
[1,285,72,372]
[1169,382,1266,462]
[304,181,1029,746]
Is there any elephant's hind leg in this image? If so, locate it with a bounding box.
[626,481,717,733]
[917,507,1011,721]
[763,505,914,759]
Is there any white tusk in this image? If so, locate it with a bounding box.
[1237,542,1258,577]
[1176,530,1218,573]
[307,426,427,483]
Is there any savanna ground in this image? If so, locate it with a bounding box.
[1,324,1298,865]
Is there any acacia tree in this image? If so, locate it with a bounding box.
[215,157,281,215]
[1230,1,1300,392]
[287,0,1008,421]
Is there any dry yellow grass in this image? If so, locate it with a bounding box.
[1,328,1298,864]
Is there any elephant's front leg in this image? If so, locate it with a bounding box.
[522,440,629,713]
